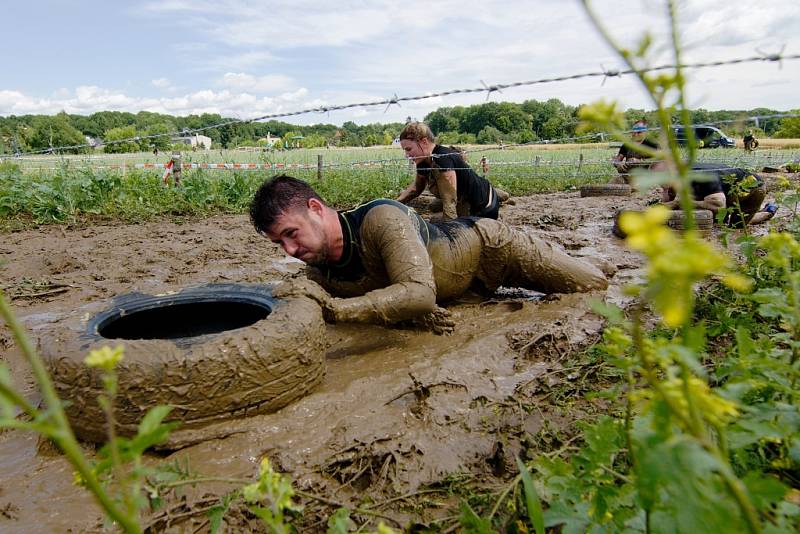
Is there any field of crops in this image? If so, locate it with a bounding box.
[2,145,798,227]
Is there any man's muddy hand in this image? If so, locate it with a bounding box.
[413,306,455,335]
[272,279,334,310]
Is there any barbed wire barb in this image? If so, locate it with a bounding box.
[756,44,787,69]
[384,93,401,114]
[601,64,621,86]
[480,80,503,101]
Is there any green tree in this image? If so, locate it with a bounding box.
[144,122,175,152]
[476,126,503,144]
[425,107,461,133]
[774,111,800,138]
[103,125,142,153]
[28,112,88,153]
[301,133,327,148]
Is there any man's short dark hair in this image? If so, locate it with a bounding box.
[250,174,324,235]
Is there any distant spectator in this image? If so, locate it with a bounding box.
[611,121,659,184]
[743,129,758,151]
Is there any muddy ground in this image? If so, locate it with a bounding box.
[0,185,783,532]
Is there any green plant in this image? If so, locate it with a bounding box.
[448,2,800,532]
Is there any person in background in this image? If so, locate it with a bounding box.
[480,156,490,174]
[611,121,660,184]
[396,122,508,220]
[743,129,758,151]
[656,162,777,226]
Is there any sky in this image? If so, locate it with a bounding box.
[1,0,798,127]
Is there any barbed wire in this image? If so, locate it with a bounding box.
[15,151,798,175]
[2,52,798,159]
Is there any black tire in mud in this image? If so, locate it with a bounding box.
[580,184,633,197]
[37,284,327,443]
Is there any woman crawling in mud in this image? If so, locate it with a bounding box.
[395,121,510,220]
[250,175,608,334]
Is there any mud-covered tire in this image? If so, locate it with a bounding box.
[612,209,628,238]
[580,184,632,197]
[36,283,327,443]
[666,210,714,236]
[613,209,713,238]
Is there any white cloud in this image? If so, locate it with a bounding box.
[2,1,799,125]
[151,78,172,89]
[220,72,294,93]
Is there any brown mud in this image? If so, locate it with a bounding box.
[0,187,782,532]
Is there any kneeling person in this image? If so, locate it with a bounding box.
[251,175,608,332]
[658,163,775,226]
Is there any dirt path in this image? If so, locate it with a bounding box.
[0,188,774,532]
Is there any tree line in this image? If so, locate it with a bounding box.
[1,99,798,155]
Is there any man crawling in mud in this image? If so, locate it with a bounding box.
[250,175,608,334]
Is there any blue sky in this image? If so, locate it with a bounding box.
[2,1,798,126]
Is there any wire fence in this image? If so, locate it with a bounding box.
[2,51,798,159]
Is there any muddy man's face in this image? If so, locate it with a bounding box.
[265,202,332,265]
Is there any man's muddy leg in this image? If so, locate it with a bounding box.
[474,220,608,294]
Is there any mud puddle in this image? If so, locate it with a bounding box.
[0,187,779,532]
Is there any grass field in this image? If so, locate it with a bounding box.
[1,145,799,227]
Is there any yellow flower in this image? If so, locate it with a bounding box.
[658,377,740,428]
[84,345,124,372]
[619,205,749,328]
[759,232,800,268]
[721,273,753,293]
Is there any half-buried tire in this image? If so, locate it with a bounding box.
[613,209,713,239]
[580,184,632,197]
[666,209,714,237]
[37,283,326,443]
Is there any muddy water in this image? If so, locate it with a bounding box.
[1,188,766,532]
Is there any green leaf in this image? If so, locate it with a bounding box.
[516,457,545,534]
[735,327,755,361]
[458,501,496,534]
[589,299,625,325]
[543,501,591,534]
[138,405,172,435]
[130,405,177,454]
[326,507,353,534]
[741,472,787,512]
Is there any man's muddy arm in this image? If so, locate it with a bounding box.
[328,205,438,324]
[306,267,369,298]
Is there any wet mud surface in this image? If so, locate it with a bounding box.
[0,187,782,532]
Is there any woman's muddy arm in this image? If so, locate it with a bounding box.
[396,173,426,204]
[435,170,459,219]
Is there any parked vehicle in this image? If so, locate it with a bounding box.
[672,125,736,148]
